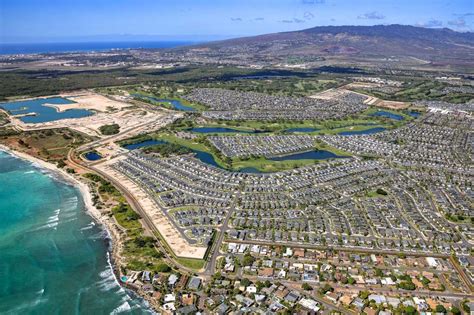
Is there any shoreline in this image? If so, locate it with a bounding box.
[0,144,154,312]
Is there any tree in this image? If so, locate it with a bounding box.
[241,253,255,266]
[240,278,251,287]
[302,283,313,291]
[435,305,446,313]
[99,124,120,135]
[404,305,416,315]
[154,263,171,273]
[450,306,461,315]
[359,291,370,300]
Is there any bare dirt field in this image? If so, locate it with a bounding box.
[7,92,176,137]
[374,99,410,109]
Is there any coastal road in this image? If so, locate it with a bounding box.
[67,148,196,275]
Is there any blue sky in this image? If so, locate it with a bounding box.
[1,0,473,42]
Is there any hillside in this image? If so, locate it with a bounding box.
[171,24,474,69]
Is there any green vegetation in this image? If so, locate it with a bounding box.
[143,142,192,156]
[176,257,206,270]
[302,283,313,291]
[351,80,474,104]
[445,213,471,223]
[241,253,256,266]
[99,123,120,135]
[397,280,416,290]
[112,202,141,230]
[0,128,93,162]
[117,134,153,146]
[82,171,172,274]
[83,173,121,198]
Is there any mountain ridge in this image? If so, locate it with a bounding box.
[170,24,474,68]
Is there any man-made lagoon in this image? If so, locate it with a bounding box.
[122,139,167,150]
[188,127,261,134]
[134,95,196,112]
[0,97,94,123]
[369,110,404,121]
[84,152,102,161]
[269,150,345,161]
[338,127,386,136]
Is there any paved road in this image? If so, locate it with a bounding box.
[67,148,196,275]
[203,191,240,275]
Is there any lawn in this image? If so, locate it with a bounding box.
[176,257,206,270]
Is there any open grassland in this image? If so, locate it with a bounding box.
[0,128,94,163]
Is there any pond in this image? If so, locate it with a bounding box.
[269,150,345,161]
[284,128,320,133]
[122,139,167,150]
[406,111,421,118]
[134,95,196,112]
[369,110,404,121]
[187,127,261,134]
[0,97,94,123]
[84,152,102,161]
[338,127,386,136]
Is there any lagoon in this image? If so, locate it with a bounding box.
[135,95,196,112]
[188,127,260,134]
[84,152,102,161]
[0,97,94,123]
[122,139,167,150]
[269,150,345,161]
[338,127,386,136]
[369,110,404,121]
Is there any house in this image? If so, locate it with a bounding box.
[246,285,257,294]
[163,302,176,312]
[325,292,339,303]
[164,293,176,303]
[187,277,202,290]
[215,303,229,315]
[284,291,300,303]
[141,271,151,282]
[177,305,197,315]
[235,294,254,307]
[299,298,320,312]
[258,267,274,279]
[368,294,386,304]
[181,293,194,305]
[168,274,179,286]
[351,297,365,310]
[365,307,377,315]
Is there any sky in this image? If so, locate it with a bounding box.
[1,0,473,43]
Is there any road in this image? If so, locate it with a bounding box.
[203,191,240,276]
[67,148,196,275]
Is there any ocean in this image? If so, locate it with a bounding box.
[0,150,152,314]
[0,41,193,55]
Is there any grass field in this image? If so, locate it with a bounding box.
[176,257,206,270]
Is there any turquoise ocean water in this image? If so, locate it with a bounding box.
[0,150,152,314]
